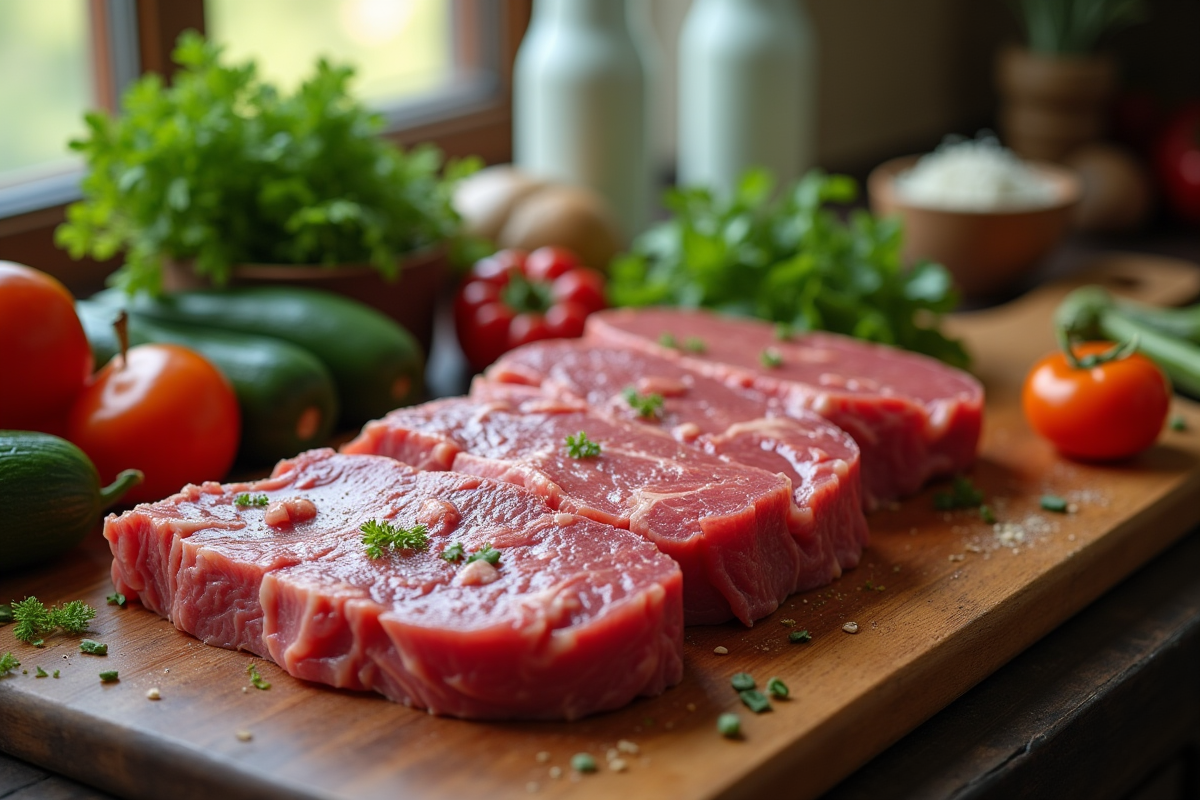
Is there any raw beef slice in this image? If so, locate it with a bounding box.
[343,396,810,626]
[104,449,683,720]
[586,307,984,507]
[481,339,868,574]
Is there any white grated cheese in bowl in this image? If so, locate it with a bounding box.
[895,134,1058,212]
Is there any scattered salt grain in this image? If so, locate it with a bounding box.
[548,767,563,780]
[146,687,161,701]
[235,730,252,742]
[842,622,859,634]
[713,646,729,655]
[535,751,550,764]
[617,740,639,755]
[609,758,629,773]
[607,748,620,762]
[948,553,965,562]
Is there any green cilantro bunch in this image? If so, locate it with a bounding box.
[608,169,970,369]
[57,30,478,294]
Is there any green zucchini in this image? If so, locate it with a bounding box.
[0,431,141,573]
[76,299,339,465]
[96,286,425,426]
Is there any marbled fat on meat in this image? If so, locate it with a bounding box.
[103,449,683,720]
[343,396,808,626]
[481,339,869,577]
[585,307,984,507]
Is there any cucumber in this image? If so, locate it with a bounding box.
[97,286,425,426]
[76,299,339,466]
[0,431,141,573]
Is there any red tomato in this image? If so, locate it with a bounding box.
[454,247,606,371]
[1155,103,1200,226]
[68,343,241,504]
[1023,341,1171,461]
[0,262,93,433]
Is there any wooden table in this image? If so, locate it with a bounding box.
[5,240,1200,800]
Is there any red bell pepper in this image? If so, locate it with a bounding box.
[454,247,607,371]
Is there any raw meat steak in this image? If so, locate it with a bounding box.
[343,396,813,625]
[586,307,984,507]
[104,449,683,720]
[481,339,868,574]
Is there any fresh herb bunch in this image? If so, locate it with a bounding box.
[10,598,96,644]
[608,169,969,369]
[57,31,478,294]
[1013,0,1145,55]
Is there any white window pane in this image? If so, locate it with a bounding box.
[206,0,454,107]
[0,0,90,185]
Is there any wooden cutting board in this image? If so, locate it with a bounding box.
[4,254,1200,800]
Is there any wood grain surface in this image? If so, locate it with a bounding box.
[3,254,1200,800]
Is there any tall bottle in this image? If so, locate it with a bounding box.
[513,0,650,240]
[678,0,817,197]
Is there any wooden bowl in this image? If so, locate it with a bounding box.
[868,155,1081,298]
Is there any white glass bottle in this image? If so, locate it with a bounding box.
[513,0,650,240]
[677,0,817,197]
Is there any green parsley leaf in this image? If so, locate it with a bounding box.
[11,598,55,643]
[570,753,597,773]
[99,670,119,683]
[234,493,270,507]
[0,652,19,675]
[360,520,430,559]
[53,670,60,679]
[760,348,783,368]
[79,640,108,656]
[466,544,502,566]
[622,387,665,419]
[106,593,127,607]
[730,672,756,692]
[933,476,984,511]
[564,431,601,458]
[766,677,789,699]
[788,630,812,644]
[1040,494,1069,513]
[683,337,707,353]
[52,601,97,635]
[717,712,742,738]
[441,542,465,563]
[1169,415,1187,431]
[35,666,48,678]
[247,662,271,690]
[980,504,997,524]
[658,332,678,348]
[0,603,11,624]
[739,689,772,713]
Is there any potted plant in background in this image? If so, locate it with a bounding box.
[997,0,1146,162]
[56,31,477,353]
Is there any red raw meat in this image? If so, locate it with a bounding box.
[481,339,868,575]
[586,308,984,507]
[343,396,812,625]
[104,449,683,720]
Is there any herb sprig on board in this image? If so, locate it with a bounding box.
[360,521,430,559]
[608,170,969,369]
[10,598,96,644]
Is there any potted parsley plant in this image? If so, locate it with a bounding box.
[56,31,478,351]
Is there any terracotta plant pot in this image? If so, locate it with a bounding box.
[868,155,1081,299]
[996,46,1117,162]
[163,247,448,354]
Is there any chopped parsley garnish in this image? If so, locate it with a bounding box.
[99,670,119,683]
[1170,415,1187,431]
[1040,494,1069,513]
[570,753,597,773]
[760,348,783,368]
[234,493,270,507]
[247,662,271,690]
[933,475,984,511]
[10,597,96,643]
[360,520,430,559]
[0,603,11,624]
[441,542,465,563]
[683,337,707,353]
[35,666,48,678]
[106,593,126,607]
[564,431,601,458]
[623,387,664,419]
[739,689,772,713]
[774,323,793,341]
[766,677,789,699]
[980,504,997,524]
[52,670,60,679]
[467,543,502,566]
[79,640,108,656]
[0,653,19,675]
[730,672,755,692]
[788,630,812,644]
[862,581,885,592]
[717,712,741,738]
[658,332,678,348]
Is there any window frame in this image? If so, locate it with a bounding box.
[0,0,530,294]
